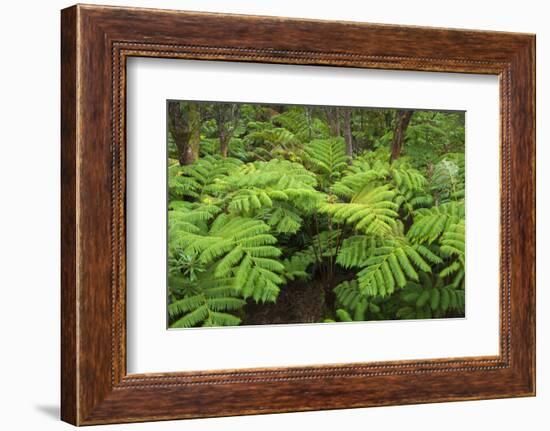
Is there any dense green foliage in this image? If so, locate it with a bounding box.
[167,103,465,328]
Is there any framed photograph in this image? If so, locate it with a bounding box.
[61,4,536,425]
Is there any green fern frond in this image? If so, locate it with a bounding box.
[331,170,387,199]
[203,312,242,327]
[414,244,443,265]
[172,214,285,303]
[440,220,465,259]
[329,152,390,198]
[333,279,382,321]
[356,239,432,297]
[440,220,465,288]
[431,158,465,202]
[169,274,247,328]
[220,159,324,220]
[334,280,364,311]
[407,201,465,244]
[408,194,434,209]
[392,167,427,194]
[168,203,221,249]
[335,309,353,322]
[321,185,399,236]
[228,189,272,214]
[281,251,316,282]
[168,165,200,199]
[303,138,349,186]
[246,127,298,149]
[336,236,378,268]
[271,108,318,142]
[264,204,303,234]
[399,272,464,317]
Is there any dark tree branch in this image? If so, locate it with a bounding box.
[342,107,353,160]
[390,109,414,162]
[217,103,240,157]
[167,101,201,165]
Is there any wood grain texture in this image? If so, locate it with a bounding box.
[60,5,78,425]
[60,4,536,425]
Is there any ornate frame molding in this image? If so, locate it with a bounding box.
[61,5,535,425]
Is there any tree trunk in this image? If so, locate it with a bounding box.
[390,110,414,162]
[305,107,313,141]
[217,103,239,158]
[219,128,229,158]
[186,103,201,164]
[325,107,340,136]
[342,107,353,160]
[167,101,201,165]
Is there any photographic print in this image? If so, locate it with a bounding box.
[167,101,466,328]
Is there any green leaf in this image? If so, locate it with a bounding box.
[430,288,440,310]
[336,309,353,322]
[416,290,430,307]
[440,288,450,311]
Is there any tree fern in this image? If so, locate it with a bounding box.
[333,280,383,321]
[440,219,465,288]
[320,185,399,236]
[178,214,285,302]
[391,166,432,217]
[281,251,316,282]
[398,276,465,319]
[166,204,213,241]
[334,308,354,322]
[354,238,439,297]
[271,108,314,143]
[273,108,331,142]
[168,275,246,328]
[303,138,349,187]
[407,201,465,244]
[245,127,298,150]
[336,235,378,269]
[215,159,325,233]
[330,156,430,218]
[169,155,243,200]
[330,165,388,199]
[392,166,427,194]
[227,189,273,214]
[263,203,303,234]
[431,158,464,202]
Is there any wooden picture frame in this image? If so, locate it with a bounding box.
[61,4,536,425]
